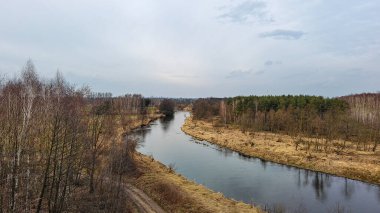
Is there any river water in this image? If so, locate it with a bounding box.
[133,111,380,213]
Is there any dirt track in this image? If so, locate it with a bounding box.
[124,183,166,213]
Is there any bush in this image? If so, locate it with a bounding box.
[153,182,185,204]
[159,99,175,116]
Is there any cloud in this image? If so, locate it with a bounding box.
[254,70,265,75]
[156,72,202,86]
[226,69,266,79]
[218,1,273,23]
[1,1,380,97]
[170,74,199,79]
[226,70,252,78]
[259,30,305,40]
[265,60,282,66]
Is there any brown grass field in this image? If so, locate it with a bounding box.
[181,116,380,185]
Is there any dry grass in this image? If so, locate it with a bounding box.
[182,117,380,185]
[152,182,186,205]
[118,113,164,136]
[69,181,138,213]
[108,113,260,212]
[128,153,260,213]
[96,113,164,178]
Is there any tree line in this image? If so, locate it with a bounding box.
[0,61,153,212]
[193,94,380,153]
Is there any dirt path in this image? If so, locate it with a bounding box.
[103,176,166,213]
[123,183,166,213]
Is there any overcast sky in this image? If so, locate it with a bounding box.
[0,0,379,97]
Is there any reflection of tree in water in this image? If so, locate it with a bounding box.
[220,147,233,157]
[237,152,252,161]
[299,170,333,202]
[303,170,310,187]
[297,170,302,188]
[260,159,267,170]
[312,172,331,202]
[341,179,355,200]
[128,127,152,148]
[160,115,174,132]
[327,202,351,213]
[213,146,233,157]
[285,165,293,171]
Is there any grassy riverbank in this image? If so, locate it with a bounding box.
[182,116,380,185]
[119,113,260,212]
[128,153,259,213]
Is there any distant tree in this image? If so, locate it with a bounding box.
[192,98,220,119]
[159,99,175,116]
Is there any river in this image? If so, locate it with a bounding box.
[133,111,380,213]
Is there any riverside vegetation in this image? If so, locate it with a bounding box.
[182,95,380,184]
[0,61,260,212]
[0,60,163,212]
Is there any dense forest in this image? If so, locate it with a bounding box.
[0,61,157,212]
[193,94,380,152]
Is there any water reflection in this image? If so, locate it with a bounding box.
[297,170,302,189]
[312,172,328,202]
[237,152,254,161]
[260,159,268,170]
[341,179,354,200]
[295,169,334,202]
[159,115,174,132]
[216,146,234,157]
[131,126,152,148]
[134,111,380,213]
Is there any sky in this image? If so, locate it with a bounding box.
[0,0,379,98]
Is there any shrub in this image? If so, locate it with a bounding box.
[159,99,175,116]
[153,182,185,204]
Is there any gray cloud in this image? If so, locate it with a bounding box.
[219,1,273,23]
[254,70,265,75]
[259,30,305,40]
[1,1,379,98]
[265,60,282,66]
[226,70,252,78]
[170,74,199,79]
[226,69,266,78]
